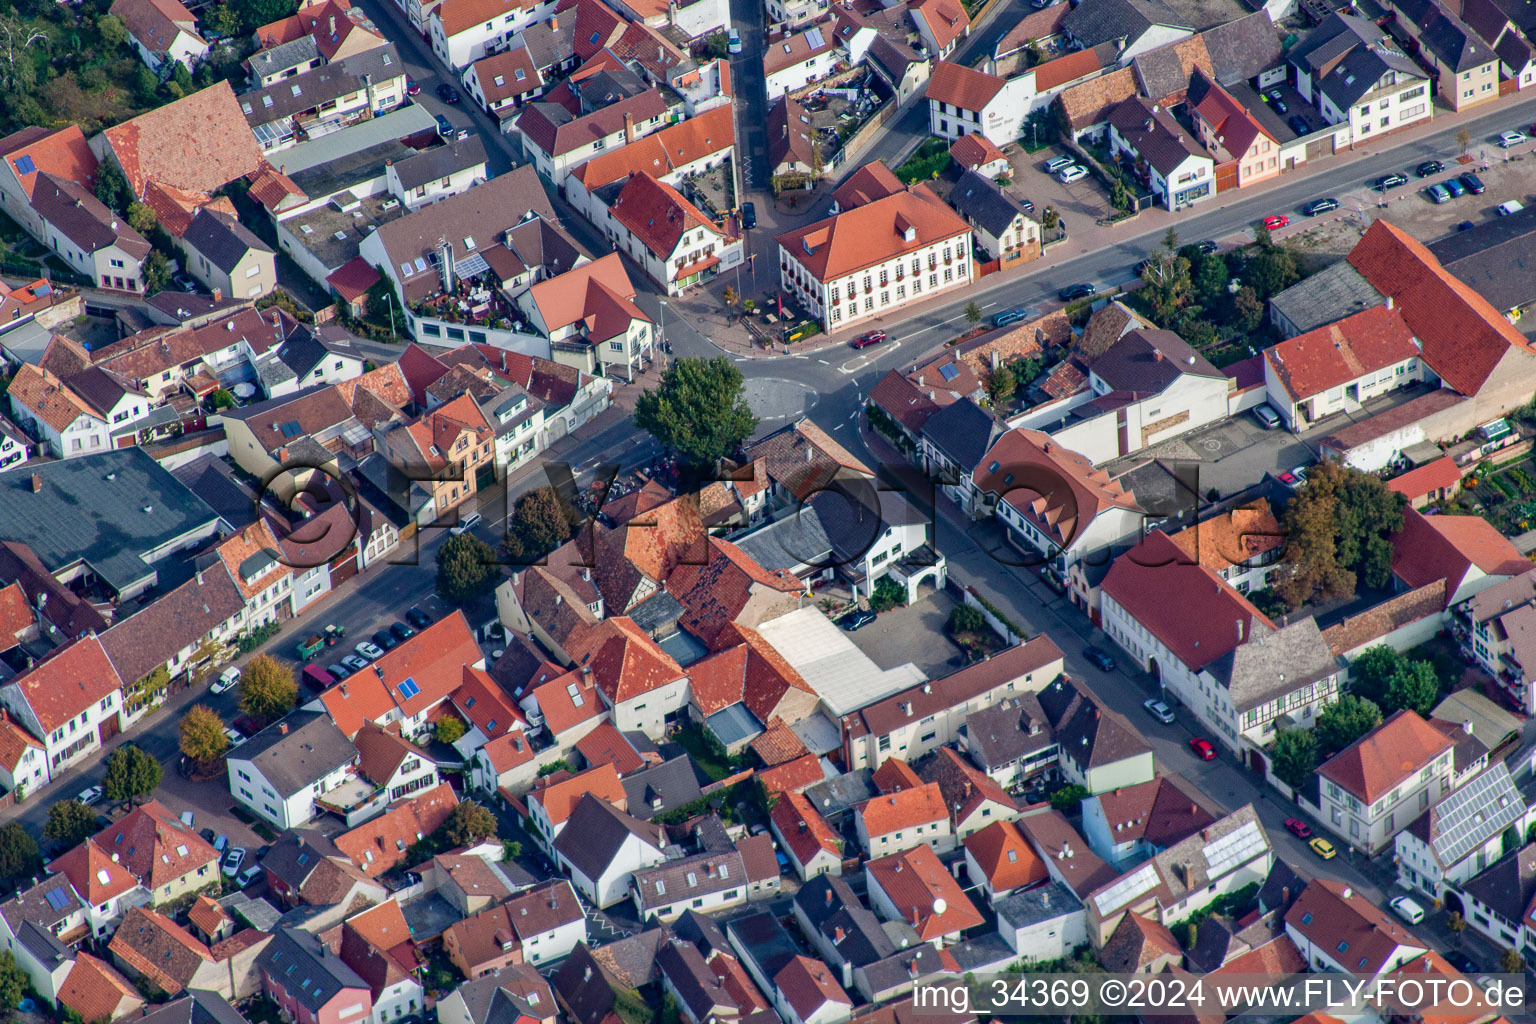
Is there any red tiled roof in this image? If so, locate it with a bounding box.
[9,634,123,734]
[771,789,841,867]
[1388,457,1463,502]
[565,616,684,704]
[868,370,942,434]
[925,61,1005,111]
[1032,46,1108,91]
[575,721,646,775]
[7,363,98,434]
[1346,219,1536,396]
[973,427,1142,548]
[948,132,1007,171]
[778,183,970,283]
[1,125,98,199]
[531,763,626,825]
[1391,508,1530,608]
[322,612,481,736]
[1318,710,1455,802]
[528,665,604,737]
[857,781,948,836]
[831,161,903,211]
[100,82,263,200]
[1190,74,1270,161]
[1285,880,1425,975]
[909,0,969,51]
[1101,530,1275,672]
[327,256,381,304]
[610,171,728,265]
[452,666,523,740]
[750,717,809,767]
[1166,500,1283,575]
[1263,306,1420,403]
[571,105,734,190]
[94,799,220,890]
[1320,582,1445,658]
[757,753,825,794]
[872,757,924,794]
[866,844,984,939]
[58,953,142,1024]
[0,709,41,773]
[480,729,537,774]
[962,821,1047,892]
[334,782,459,876]
[52,838,142,905]
[775,956,852,1020]
[188,894,230,938]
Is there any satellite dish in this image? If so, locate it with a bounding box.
[932,897,947,915]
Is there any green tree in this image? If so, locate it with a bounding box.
[1316,695,1382,756]
[868,576,906,612]
[179,704,230,767]
[1457,125,1471,155]
[1049,784,1089,813]
[1139,249,1195,326]
[505,486,578,561]
[1351,645,1401,705]
[1109,177,1131,212]
[1192,253,1229,307]
[722,285,738,316]
[1232,285,1264,334]
[1384,660,1441,717]
[1277,460,1407,608]
[43,800,98,849]
[1501,948,1524,975]
[985,365,1017,407]
[964,300,983,325]
[633,357,758,472]
[948,604,985,635]
[443,801,498,847]
[0,824,37,884]
[95,13,127,50]
[102,744,162,806]
[240,654,297,725]
[231,0,299,34]
[0,951,22,1010]
[503,839,522,860]
[205,3,242,36]
[436,532,499,604]
[538,759,573,777]
[142,250,171,295]
[1246,244,1300,300]
[126,201,157,235]
[435,715,467,745]
[94,157,132,213]
[1447,911,1466,935]
[208,388,236,410]
[365,270,406,336]
[1009,356,1043,387]
[1269,727,1318,790]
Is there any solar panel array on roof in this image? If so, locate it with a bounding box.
[939,363,960,381]
[1201,819,1266,879]
[280,421,302,438]
[44,887,71,911]
[1431,763,1525,866]
[399,677,420,698]
[14,156,35,176]
[806,26,825,47]
[1093,862,1158,914]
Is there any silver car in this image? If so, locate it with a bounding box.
[1143,699,1175,724]
[354,641,385,660]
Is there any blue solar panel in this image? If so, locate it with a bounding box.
[14,156,34,176]
[44,887,70,911]
[399,678,420,698]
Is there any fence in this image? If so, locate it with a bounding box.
[958,583,1025,645]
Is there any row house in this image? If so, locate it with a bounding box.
[777,182,973,331]
[1460,845,1536,956]
[1395,762,1531,901]
[1288,13,1432,147]
[1451,568,1536,712]
[515,89,670,183]
[30,174,151,293]
[464,48,548,125]
[318,614,486,743]
[1187,71,1280,190]
[238,45,408,153]
[377,393,495,519]
[0,127,101,260]
[1262,305,1423,431]
[0,635,126,777]
[228,711,359,828]
[604,171,744,296]
[431,0,558,70]
[110,0,209,72]
[561,105,734,230]
[1164,500,1285,596]
[948,171,1040,266]
[384,137,489,211]
[925,61,1033,147]
[764,19,841,100]
[1382,0,1500,111]
[1107,97,1214,212]
[516,252,655,380]
[4,365,116,461]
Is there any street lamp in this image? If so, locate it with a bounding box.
[657,299,668,369]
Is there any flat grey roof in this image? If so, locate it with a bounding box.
[274,104,439,176]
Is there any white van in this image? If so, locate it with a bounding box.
[1497,200,1525,217]
[1389,895,1425,925]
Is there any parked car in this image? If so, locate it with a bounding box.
[1279,465,1310,488]
[406,606,433,629]
[1498,130,1527,148]
[1083,646,1115,671]
[450,511,482,535]
[1194,240,1218,255]
[390,621,416,641]
[436,83,460,103]
[221,848,247,878]
[434,114,453,137]
[1189,737,1217,760]
[1287,114,1310,136]
[223,727,244,748]
[850,330,887,349]
[211,834,228,853]
[1133,258,1152,276]
[1057,164,1088,184]
[1457,219,1477,230]
[1461,172,1486,194]
[355,641,385,660]
[326,664,350,681]
[172,272,198,293]
[992,307,1030,327]
[1263,214,1289,230]
[212,666,240,694]
[1425,183,1451,204]
[235,864,264,888]
[727,28,742,52]
[371,629,399,651]
[1416,160,1445,177]
[1309,837,1337,859]
[1252,403,1281,429]
[1389,895,1426,924]
[405,75,421,95]
[1269,96,1287,113]
[1376,173,1410,190]
[1302,198,1339,216]
[741,201,756,229]
[341,654,370,672]
[1058,283,1095,301]
[1043,155,1075,173]
[841,607,877,631]
[78,785,102,805]
[1443,952,1479,973]
[1442,176,1466,197]
[1499,200,1525,217]
[1143,698,1175,724]
[1283,818,1312,838]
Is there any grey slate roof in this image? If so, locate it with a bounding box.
[15,920,72,970]
[137,991,250,1024]
[795,875,894,966]
[1397,0,1487,72]
[963,693,1055,772]
[1206,616,1335,713]
[920,397,1003,472]
[30,173,151,261]
[1289,13,1423,109]
[673,909,731,958]
[1107,97,1209,177]
[949,170,1032,237]
[0,447,221,595]
[802,770,875,819]
[249,36,321,78]
[1427,204,1536,313]
[808,486,928,569]
[632,850,746,915]
[183,208,273,275]
[1036,674,1151,773]
[517,18,575,72]
[1461,844,1536,924]
[656,939,735,1022]
[725,911,800,982]
[391,136,489,191]
[1091,327,1222,392]
[0,875,83,938]
[733,509,833,574]
[1268,260,1384,334]
[240,61,369,125]
[1063,0,1190,47]
[858,945,949,996]
[233,711,357,798]
[620,756,704,819]
[1202,11,1282,86]
[553,795,665,882]
[258,926,369,1011]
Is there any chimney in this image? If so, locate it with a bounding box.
[1281,886,1290,904]
[834,926,844,942]
[1386,295,1394,310]
[1154,349,1163,361]
[824,887,833,905]
[1463,719,1474,735]
[212,288,222,302]
[29,474,41,493]
[624,112,635,144]
[550,14,558,29]
[278,722,289,736]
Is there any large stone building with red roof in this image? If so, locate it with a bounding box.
[1317,710,1456,853]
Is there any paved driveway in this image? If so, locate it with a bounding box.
[1007,145,1110,231]
[844,588,965,677]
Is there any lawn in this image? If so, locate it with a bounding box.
[673,723,735,782]
[895,137,952,185]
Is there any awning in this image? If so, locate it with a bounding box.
[674,254,721,281]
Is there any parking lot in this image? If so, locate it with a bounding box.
[1007,145,1110,231]
[843,587,968,677]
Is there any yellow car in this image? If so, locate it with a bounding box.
[1309,837,1337,860]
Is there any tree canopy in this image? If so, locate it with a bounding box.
[1384,659,1442,718]
[240,654,298,725]
[180,704,231,768]
[443,801,497,847]
[436,532,499,604]
[1316,695,1382,757]
[1269,728,1318,791]
[0,951,23,1009]
[633,357,758,472]
[103,744,162,806]
[1276,460,1407,609]
[43,800,98,849]
[504,486,580,561]
[0,824,37,884]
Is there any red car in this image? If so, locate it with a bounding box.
[1189,737,1217,760]
[1263,215,1290,230]
[406,76,422,96]
[1284,818,1312,839]
[850,330,887,349]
